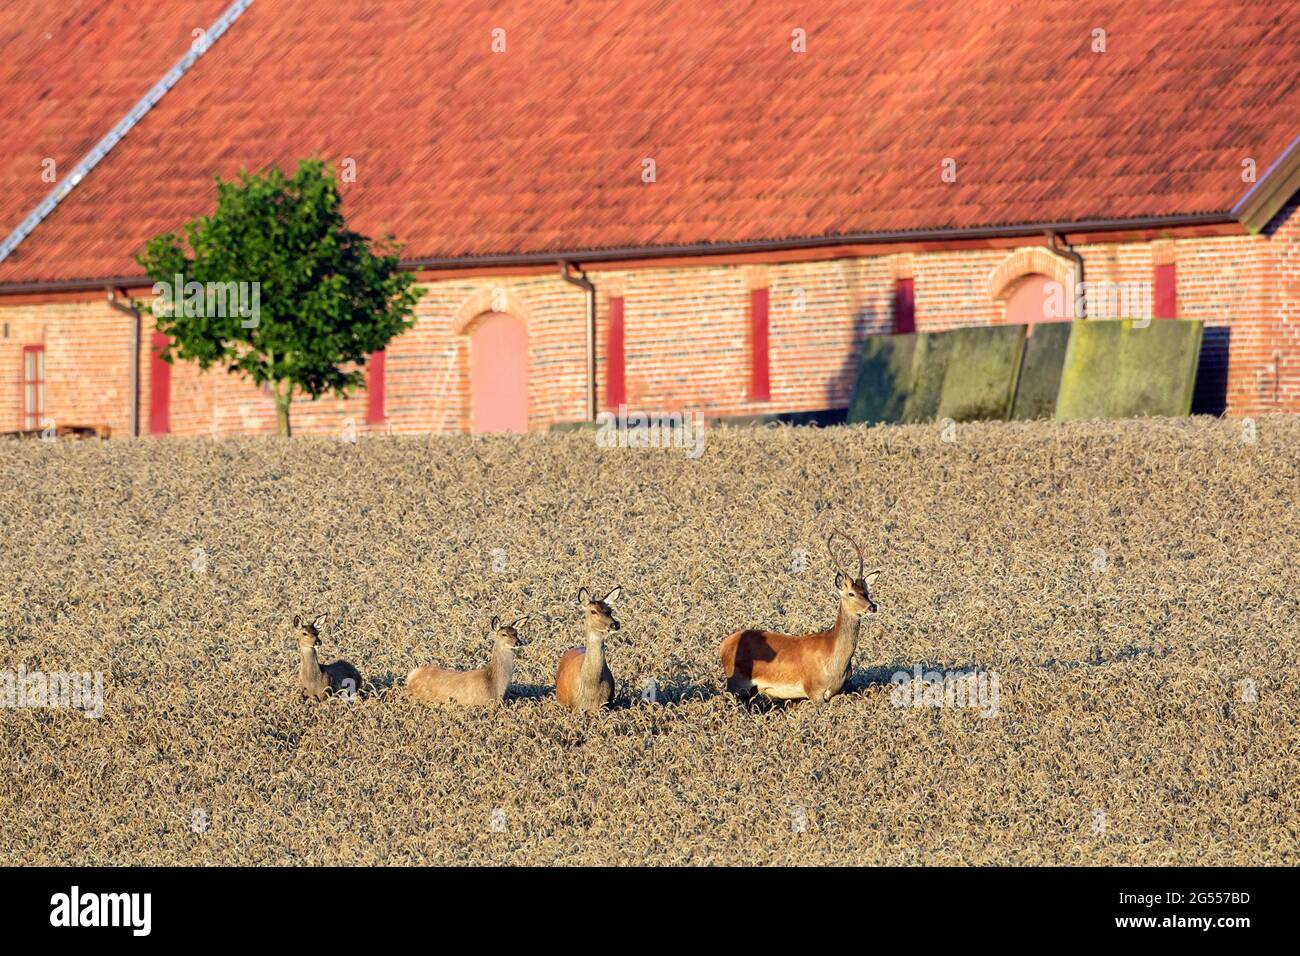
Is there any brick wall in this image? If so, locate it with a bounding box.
[1257,195,1300,411]
[2,198,1297,434]
[0,300,136,434]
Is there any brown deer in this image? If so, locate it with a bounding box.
[295,613,363,701]
[555,587,621,711]
[407,615,529,707]
[720,532,880,704]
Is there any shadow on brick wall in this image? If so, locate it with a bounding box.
[1192,325,1230,416]
[713,303,882,427]
[831,304,886,414]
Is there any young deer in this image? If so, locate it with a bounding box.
[407,615,529,707]
[295,613,363,701]
[555,587,621,711]
[720,532,880,704]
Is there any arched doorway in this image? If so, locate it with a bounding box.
[469,312,528,433]
[1005,272,1072,335]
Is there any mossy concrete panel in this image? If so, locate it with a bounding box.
[850,326,1027,424]
[1055,319,1203,419]
[934,324,1026,422]
[1011,322,1073,420]
[900,330,953,423]
[848,333,918,424]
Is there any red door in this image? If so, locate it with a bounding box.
[470,312,528,433]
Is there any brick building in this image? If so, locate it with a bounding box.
[2,0,1298,436]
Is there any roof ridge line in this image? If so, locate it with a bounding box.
[0,0,256,265]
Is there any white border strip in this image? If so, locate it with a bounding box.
[1230,133,1300,220]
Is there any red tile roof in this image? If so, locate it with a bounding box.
[2,0,1299,285]
[0,0,232,253]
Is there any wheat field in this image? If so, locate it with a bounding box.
[0,417,1296,865]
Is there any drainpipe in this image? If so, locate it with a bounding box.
[1045,231,1086,319]
[560,261,597,421]
[106,287,140,437]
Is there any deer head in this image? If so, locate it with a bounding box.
[293,612,329,648]
[490,614,530,651]
[827,531,881,617]
[577,586,621,635]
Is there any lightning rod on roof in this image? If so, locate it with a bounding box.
[0,0,256,265]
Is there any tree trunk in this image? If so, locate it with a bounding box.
[274,386,292,437]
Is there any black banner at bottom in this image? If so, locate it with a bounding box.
[0,866,1275,942]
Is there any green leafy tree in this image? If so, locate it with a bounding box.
[137,159,420,436]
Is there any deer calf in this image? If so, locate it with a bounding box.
[407,616,529,707]
[295,613,362,701]
[555,587,621,711]
[720,532,880,704]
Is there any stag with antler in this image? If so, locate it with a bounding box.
[719,531,881,704]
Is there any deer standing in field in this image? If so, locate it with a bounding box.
[720,532,880,704]
[407,616,529,706]
[555,587,621,711]
[295,613,363,701]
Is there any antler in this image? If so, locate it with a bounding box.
[827,529,864,580]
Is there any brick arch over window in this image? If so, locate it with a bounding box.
[987,247,1076,322]
[448,287,537,433]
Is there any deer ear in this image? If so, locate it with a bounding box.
[312,613,328,630]
[292,614,301,628]
[577,587,590,605]
[490,615,500,631]
[512,616,528,629]
[863,569,882,589]
[603,586,621,604]
[834,571,845,589]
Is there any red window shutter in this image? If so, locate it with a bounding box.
[607,297,625,408]
[750,287,770,401]
[149,332,171,435]
[366,349,386,423]
[893,278,916,333]
[1155,263,1177,319]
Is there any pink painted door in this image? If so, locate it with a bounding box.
[470,312,528,433]
[1006,273,1072,336]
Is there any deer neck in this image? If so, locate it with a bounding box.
[828,603,861,672]
[488,643,516,698]
[581,633,607,685]
[299,646,322,680]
